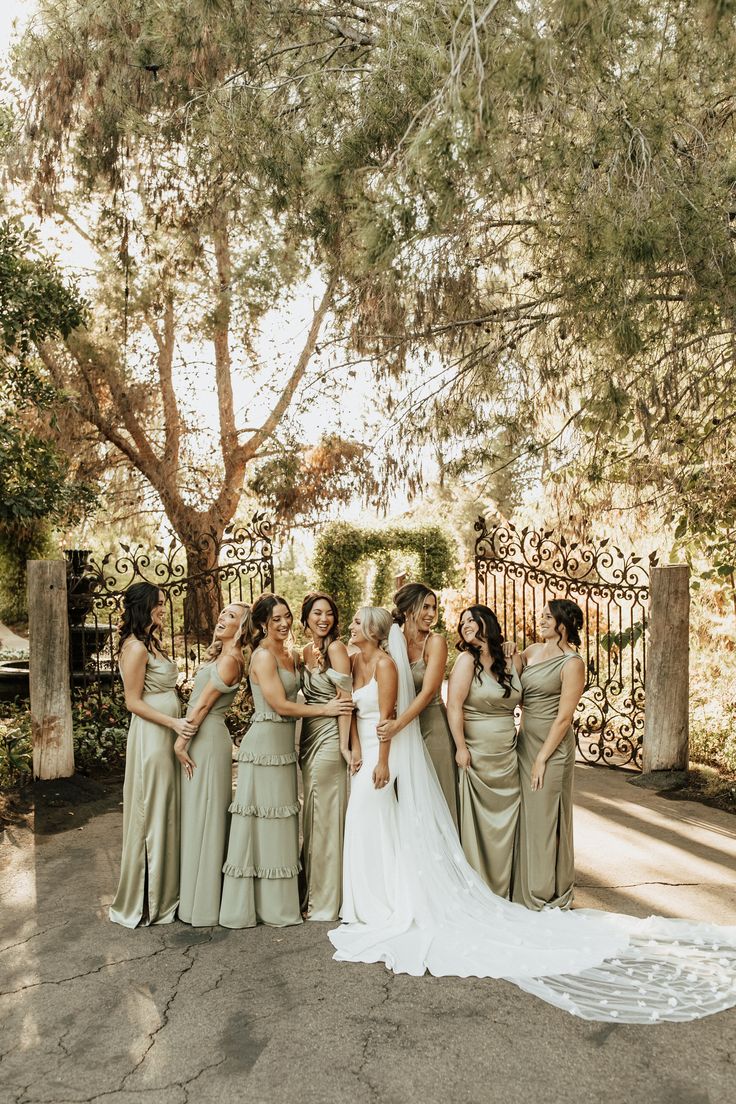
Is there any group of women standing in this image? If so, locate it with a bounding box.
[109,578,586,930]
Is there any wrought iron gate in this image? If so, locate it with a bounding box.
[474,517,657,768]
[67,513,275,703]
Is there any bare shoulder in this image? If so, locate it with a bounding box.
[250,647,276,673]
[120,638,148,663]
[562,652,586,675]
[375,652,397,675]
[327,639,350,664]
[216,653,241,684]
[522,642,544,661]
[426,632,447,659]
[451,650,474,672]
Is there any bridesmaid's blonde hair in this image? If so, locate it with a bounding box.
[205,602,250,662]
[357,606,392,651]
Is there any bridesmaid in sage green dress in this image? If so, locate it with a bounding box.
[509,599,586,911]
[110,582,197,928]
[299,592,356,921]
[219,594,353,929]
[447,604,522,898]
[376,583,458,830]
[174,602,247,927]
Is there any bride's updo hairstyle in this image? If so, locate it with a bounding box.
[456,604,513,697]
[205,602,250,662]
[548,599,584,647]
[300,591,340,670]
[357,606,393,651]
[118,581,164,656]
[241,593,293,651]
[391,583,437,627]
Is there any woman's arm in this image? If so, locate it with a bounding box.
[252,650,353,720]
[174,654,241,779]
[446,652,474,769]
[530,657,585,791]
[372,654,398,789]
[120,641,195,739]
[376,634,447,741]
[327,640,354,768]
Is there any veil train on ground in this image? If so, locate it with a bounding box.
[328,624,736,1024]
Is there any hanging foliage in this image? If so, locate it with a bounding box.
[313,522,459,630]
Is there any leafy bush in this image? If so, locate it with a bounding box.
[690,711,736,776]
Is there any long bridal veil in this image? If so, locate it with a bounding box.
[328,624,736,1022]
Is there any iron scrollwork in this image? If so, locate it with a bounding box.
[68,512,276,702]
[474,517,657,769]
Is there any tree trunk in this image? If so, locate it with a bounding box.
[181,530,224,642]
[28,560,74,780]
[642,564,690,772]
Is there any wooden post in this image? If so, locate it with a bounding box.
[28,560,74,780]
[642,564,690,773]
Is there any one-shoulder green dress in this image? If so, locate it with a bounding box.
[458,667,521,898]
[219,666,302,928]
[512,653,584,911]
[299,664,352,921]
[179,660,241,926]
[411,655,459,830]
[110,654,180,928]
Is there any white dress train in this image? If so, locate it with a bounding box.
[329,626,736,1024]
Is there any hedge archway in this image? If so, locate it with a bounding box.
[313,522,459,630]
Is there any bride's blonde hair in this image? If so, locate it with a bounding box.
[357,606,392,651]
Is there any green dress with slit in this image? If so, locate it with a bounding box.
[299,664,352,920]
[109,654,180,928]
[219,665,302,928]
[411,655,459,830]
[179,660,240,926]
[512,653,584,911]
[458,667,521,898]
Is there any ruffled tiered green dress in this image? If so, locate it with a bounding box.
[458,667,521,898]
[411,656,459,830]
[512,653,584,911]
[299,664,352,920]
[179,661,240,926]
[110,654,180,928]
[219,666,302,928]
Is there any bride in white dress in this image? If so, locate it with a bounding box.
[329,608,736,1024]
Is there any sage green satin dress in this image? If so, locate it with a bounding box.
[110,655,180,928]
[512,653,584,911]
[299,665,352,921]
[219,666,302,928]
[411,657,459,830]
[458,668,521,898]
[179,661,240,927]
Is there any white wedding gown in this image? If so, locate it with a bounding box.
[328,626,736,1023]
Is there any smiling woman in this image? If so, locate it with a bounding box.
[219,593,353,929]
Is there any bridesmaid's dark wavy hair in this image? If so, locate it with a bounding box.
[118,581,165,657]
[548,599,584,648]
[242,593,293,652]
[456,604,513,697]
[391,582,437,627]
[301,591,340,671]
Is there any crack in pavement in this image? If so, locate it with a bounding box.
[1,939,172,998]
[0,920,71,956]
[352,979,395,1103]
[577,880,705,889]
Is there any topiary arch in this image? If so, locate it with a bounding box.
[313,522,459,630]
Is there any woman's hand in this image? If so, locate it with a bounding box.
[174,736,196,780]
[502,640,518,659]
[323,696,354,717]
[531,755,547,791]
[376,718,399,742]
[350,744,363,775]
[172,717,197,739]
[455,746,471,770]
[372,761,390,789]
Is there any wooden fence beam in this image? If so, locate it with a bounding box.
[642,564,690,773]
[28,560,74,780]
